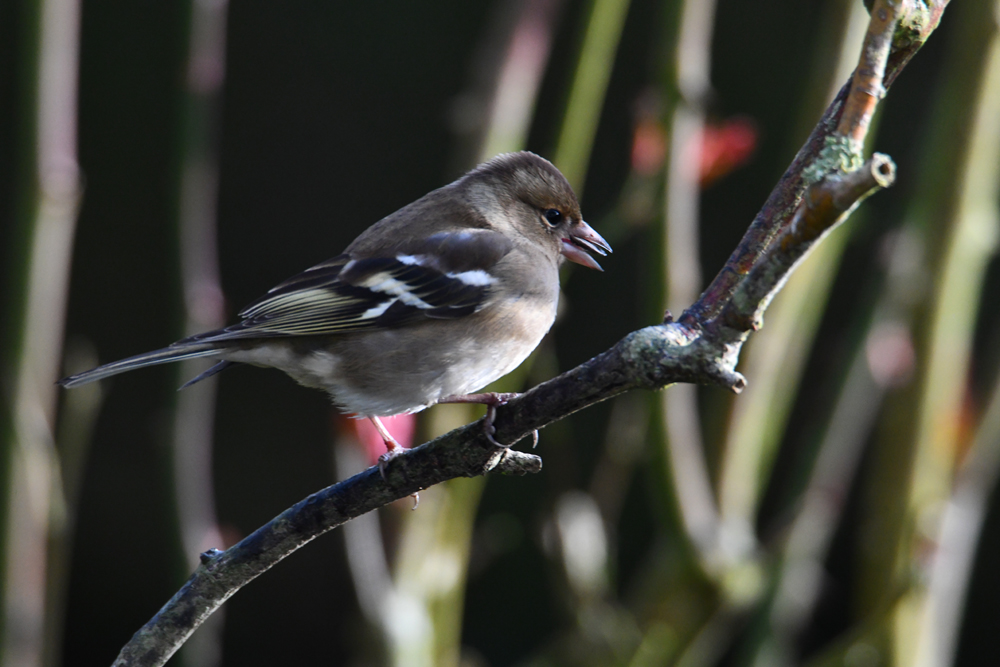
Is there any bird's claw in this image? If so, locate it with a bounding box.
[483,402,511,449]
[377,447,420,509]
[438,391,539,450]
[482,398,539,450]
[377,447,403,483]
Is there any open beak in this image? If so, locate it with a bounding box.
[560,220,612,271]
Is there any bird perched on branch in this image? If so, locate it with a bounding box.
[59,151,611,466]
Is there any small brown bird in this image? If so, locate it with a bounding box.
[60,152,610,462]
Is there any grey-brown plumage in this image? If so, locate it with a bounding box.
[59,152,610,452]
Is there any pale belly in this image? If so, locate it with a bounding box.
[221,294,557,417]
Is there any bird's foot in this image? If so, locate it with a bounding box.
[438,392,539,449]
[376,446,420,508]
[369,416,419,506]
[376,445,403,483]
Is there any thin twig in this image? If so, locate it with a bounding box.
[836,0,902,145]
[684,0,947,326]
[715,154,896,337]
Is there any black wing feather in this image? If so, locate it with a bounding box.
[182,229,513,343]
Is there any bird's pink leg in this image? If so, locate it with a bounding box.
[437,392,539,449]
[370,415,402,454]
[370,416,419,508]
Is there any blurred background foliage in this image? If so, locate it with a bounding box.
[1,0,998,665]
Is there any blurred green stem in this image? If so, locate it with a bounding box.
[912,3,1000,665]
[659,0,719,569]
[170,1,229,665]
[0,0,82,664]
[173,0,227,569]
[716,0,869,559]
[552,0,631,192]
[392,470,486,667]
[754,311,885,667]
[858,0,999,660]
[476,0,563,163]
[918,320,1000,667]
[625,0,724,662]
[45,349,101,667]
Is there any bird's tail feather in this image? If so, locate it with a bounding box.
[58,343,222,388]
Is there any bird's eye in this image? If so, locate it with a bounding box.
[543,209,563,226]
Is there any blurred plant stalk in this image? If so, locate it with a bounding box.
[900,1,1000,665]
[659,0,718,569]
[717,0,869,551]
[0,0,82,666]
[851,0,997,662]
[617,1,728,663]
[707,2,875,663]
[335,411,483,667]
[173,0,228,571]
[913,4,1000,663]
[553,0,631,195]
[170,0,230,665]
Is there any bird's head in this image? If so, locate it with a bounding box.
[472,151,612,270]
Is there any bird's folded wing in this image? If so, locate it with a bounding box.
[182,229,514,342]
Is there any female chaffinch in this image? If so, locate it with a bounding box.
[60,152,611,459]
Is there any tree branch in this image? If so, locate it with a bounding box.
[111,1,940,663]
[684,0,945,326]
[111,432,541,667]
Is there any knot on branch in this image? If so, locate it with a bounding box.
[618,323,747,395]
[199,549,223,565]
[486,449,543,475]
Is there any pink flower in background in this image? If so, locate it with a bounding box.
[629,113,757,188]
[698,116,757,187]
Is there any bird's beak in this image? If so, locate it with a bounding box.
[560,220,612,271]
